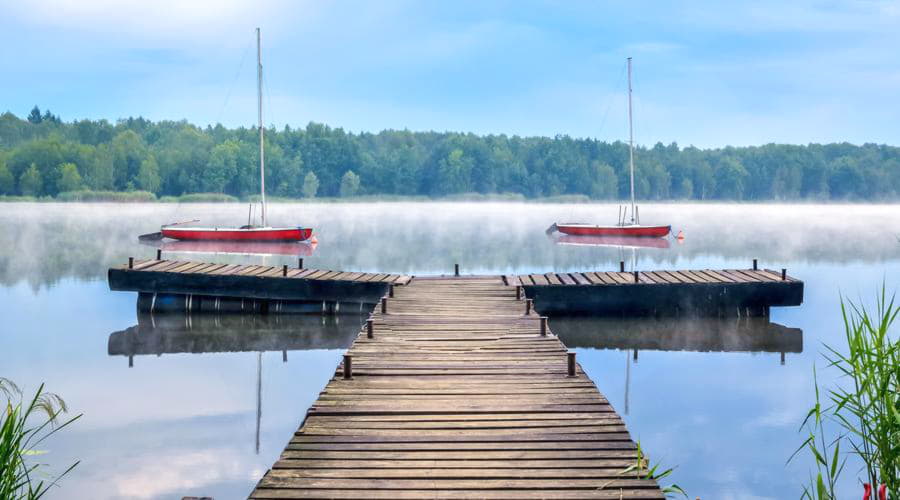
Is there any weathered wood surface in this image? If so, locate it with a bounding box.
[118,258,412,284]
[508,268,804,316]
[108,259,411,305]
[250,277,662,499]
[508,268,798,287]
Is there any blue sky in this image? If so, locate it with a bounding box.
[1,0,898,147]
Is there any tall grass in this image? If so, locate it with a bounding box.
[55,190,157,202]
[0,378,80,499]
[791,285,899,498]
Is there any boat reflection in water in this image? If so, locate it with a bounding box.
[550,233,671,250]
[140,238,317,257]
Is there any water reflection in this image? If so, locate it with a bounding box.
[551,316,803,354]
[139,239,317,257]
[108,313,362,360]
[107,311,363,458]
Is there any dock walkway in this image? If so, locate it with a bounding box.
[250,277,663,499]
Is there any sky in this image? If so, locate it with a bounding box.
[1,0,898,147]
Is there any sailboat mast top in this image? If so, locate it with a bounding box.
[627,57,635,225]
[257,28,267,227]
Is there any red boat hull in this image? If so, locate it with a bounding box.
[554,223,671,238]
[161,226,313,242]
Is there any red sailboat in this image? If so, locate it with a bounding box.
[159,28,313,243]
[551,57,670,239]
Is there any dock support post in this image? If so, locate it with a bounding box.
[282,350,287,362]
[516,285,522,300]
[525,299,533,315]
[620,261,625,272]
[567,352,576,377]
[381,297,388,314]
[298,258,303,269]
[454,263,459,276]
[128,257,134,269]
[282,264,287,277]
[633,271,639,283]
[389,284,394,298]
[342,354,352,379]
[156,249,162,260]
[753,259,758,270]
[780,352,785,365]
[781,268,787,280]
[366,318,374,339]
[540,316,547,336]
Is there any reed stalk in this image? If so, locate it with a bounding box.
[0,378,80,499]
[791,285,899,498]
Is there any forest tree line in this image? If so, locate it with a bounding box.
[1,107,899,200]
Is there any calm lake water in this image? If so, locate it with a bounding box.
[1,202,898,499]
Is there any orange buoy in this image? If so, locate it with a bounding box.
[676,230,684,241]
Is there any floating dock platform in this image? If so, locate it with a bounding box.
[109,259,411,314]
[507,268,803,316]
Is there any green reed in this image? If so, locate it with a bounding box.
[0,378,80,499]
[627,440,687,498]
[791,285,899,498]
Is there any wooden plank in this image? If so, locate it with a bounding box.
[569,273,591,286]
[609,272,634,285]
[530,274,550,286]
[704,269,737,283]
[131,259,164,271]
[544,273,563,285]
[304,269,331,280]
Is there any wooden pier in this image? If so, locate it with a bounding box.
[250,277,663,499]
[105,259,806,497]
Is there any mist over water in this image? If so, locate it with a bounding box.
[1,202,898,499]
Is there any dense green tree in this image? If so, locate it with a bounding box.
[713,156,749,200]
[0,110,898,201]
[0,160,13,194]
[110,130,150,190]
[136,157,161,193]
[27,106,42,124]
[19,163,43,196]
[588,162,617,199]
[340,170,360,197]
[302,171,319,198]
[203,140,241,193]
[56,162,83,192]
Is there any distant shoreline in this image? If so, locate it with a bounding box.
[2,191,897,205]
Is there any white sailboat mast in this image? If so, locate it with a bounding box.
[627,57,636,225]
[257,28,267,227]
